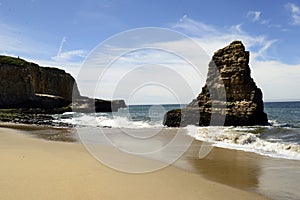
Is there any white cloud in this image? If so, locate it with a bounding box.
[231,24,243,33]
[51,36,87,62]
[75,33,209,103]
[251,60,300,101]
[52,49,86,62]
[172,14,216,35]
[285,3,300,25]
[252,39,278,60]
[247,10,281,29]
[171,16,270,58]
[56,36,67,57]
[247,11,261,22]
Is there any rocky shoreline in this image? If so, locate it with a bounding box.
[0,109,72,127]
[0,122,76,142]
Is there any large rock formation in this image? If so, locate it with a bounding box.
[0,55,126,113]
[164,41,268,127]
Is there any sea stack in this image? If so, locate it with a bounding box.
[164,41,268,127]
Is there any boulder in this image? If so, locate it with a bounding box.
[164,41,268,127]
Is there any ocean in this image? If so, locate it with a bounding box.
[53,102,300,161]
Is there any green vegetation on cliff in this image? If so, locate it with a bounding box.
[0,55,28,66]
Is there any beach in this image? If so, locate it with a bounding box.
[0,126,270,200]
[1,1,300,200]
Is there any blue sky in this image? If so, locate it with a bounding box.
[1,0,300,103]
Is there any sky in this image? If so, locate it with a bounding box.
[1,0,300,104]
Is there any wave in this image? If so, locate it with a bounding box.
[268,119,295,128]
[186,125,300,160]
[53,112,163,129]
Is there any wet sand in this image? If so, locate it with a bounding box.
[75,126,300,200]
[0,122,76,142]
[174,140,300,200]
[0,126,269,200]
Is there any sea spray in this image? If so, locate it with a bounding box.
[187,125,300,160]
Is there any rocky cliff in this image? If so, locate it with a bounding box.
[164,41,268,127]
[0,55,126,113]
[28,64,80,101]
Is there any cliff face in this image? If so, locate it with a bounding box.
[0,56,79,108]
[164,41,268,127]
[0,56,126,112]
[0,62,36,107]
[28,64,80,101]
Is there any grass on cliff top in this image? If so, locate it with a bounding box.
[0,55,29,66]
[0,55,67,73]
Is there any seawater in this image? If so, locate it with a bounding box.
[53,102,300,160]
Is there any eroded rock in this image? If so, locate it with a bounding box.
[164,41,268,127]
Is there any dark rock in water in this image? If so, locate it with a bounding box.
[0,55,127,115]
[95,99,127,112]
[72,96,127,112]
[164,41,268,127]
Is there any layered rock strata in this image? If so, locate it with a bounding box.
[164,41,268,127]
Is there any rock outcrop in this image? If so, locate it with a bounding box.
[0,55,126,113]
[72,97,127,112]
[164,41,268,127]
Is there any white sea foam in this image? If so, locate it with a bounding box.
[186,125,300,160]
[54,110,300,160]
[268,119,292,128]
[54,113,163,129]
[96,116,160,128]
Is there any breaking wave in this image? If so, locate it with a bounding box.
[186,125,300,160]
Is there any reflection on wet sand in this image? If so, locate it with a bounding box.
[174,139,300,200]
[174,140,261,190]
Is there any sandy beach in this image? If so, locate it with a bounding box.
[0,126,270,200]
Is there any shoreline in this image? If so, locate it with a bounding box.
[0,126,270,200]
[0,122,76,142]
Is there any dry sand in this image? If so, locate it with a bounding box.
[0,127,270,200]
